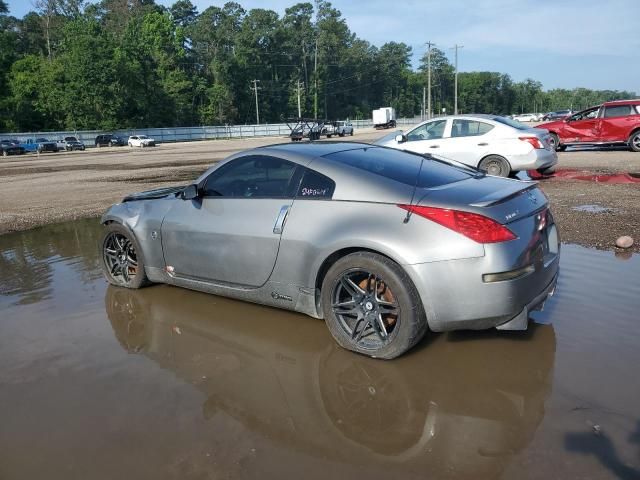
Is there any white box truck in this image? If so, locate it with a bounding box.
[372,107,397,129]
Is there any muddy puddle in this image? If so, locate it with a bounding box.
[1,219,639,479]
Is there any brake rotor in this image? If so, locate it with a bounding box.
[358,278,397,327]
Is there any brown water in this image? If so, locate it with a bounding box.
[1,219,639,480]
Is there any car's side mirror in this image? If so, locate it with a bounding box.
[182,184,199,200]
[395,134,406,143]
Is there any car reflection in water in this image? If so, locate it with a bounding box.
[105,285,556,477]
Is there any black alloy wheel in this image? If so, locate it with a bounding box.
[100,224,150,289]
[331,269,400,349]
[322,252,428,359]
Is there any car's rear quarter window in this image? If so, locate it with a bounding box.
[325,147,471,188]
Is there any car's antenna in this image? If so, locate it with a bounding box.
[403,157,424,224]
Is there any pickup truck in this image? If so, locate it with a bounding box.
[20,138,59,153]
[536,100,640,151]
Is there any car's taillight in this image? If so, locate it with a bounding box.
[519,136,544,149]
[398,205,517,243]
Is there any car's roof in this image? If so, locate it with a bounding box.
[261,141,370,158]
[603,99,640,106]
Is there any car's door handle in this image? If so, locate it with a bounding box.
[273,205,290,234]
[429,145,439,148]
[477,142,488,146]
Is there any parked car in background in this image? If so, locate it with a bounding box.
[536,99,640,151]
[512,113,537,122]
[542,110,572,121]
[57,136,86,151]
[95,134,127,147]
[377,114,557,177]
[322,122,337,138]
[18,138,58,153]
[1,139,25,156]
[128,135,156,147]
[100,142,559,359]
[334,121,354,137]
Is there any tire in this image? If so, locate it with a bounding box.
[109,141,114,147]
[549,133,562,152]
[339,132,345,137]
[629,130,640,152]
[321,252,428,359]
[479,155,511,177]
[327,134,332,138]
[100,223,151,289]
[350,130,354,136]
[128,142,133,147]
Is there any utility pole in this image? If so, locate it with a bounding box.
[425,41,435,119]
[250,79,261,124]
[422,87,426,121]
[451,44,463,114]
[314,38,318,119]
[296,80,304,118]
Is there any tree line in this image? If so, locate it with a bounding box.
[0,0,636,132]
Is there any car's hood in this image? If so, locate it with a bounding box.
[122,185,185,202]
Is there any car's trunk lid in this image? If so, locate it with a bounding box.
[416,175,547,225]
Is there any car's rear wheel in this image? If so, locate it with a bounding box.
[628,131,640,152]
[100,223,150,289]
[350,130,354,136]
[321,252,428,359]
[479,155,511,177]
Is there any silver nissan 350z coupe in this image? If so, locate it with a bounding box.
[100,142,559,359]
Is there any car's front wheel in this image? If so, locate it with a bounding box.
[321,252,428,359]
[479,155,511,177]
[128,142,133,147]
[628,131,640,152]
[100,223,150,289]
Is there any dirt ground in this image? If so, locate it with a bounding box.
[0,128,638,252]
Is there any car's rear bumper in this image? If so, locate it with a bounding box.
[508,149,557,171]
[405,227,560,332]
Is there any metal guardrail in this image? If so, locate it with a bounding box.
[0,117,422,147]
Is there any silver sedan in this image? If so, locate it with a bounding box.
[100,142,559,359]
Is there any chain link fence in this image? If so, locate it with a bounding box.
[0,116,422,147]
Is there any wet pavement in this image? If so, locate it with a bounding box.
[1,219,639,480]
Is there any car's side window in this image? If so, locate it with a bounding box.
[203,155,298,198]
[407,120,447,141]
[451,120,494,137]
[569,107,599,121]
[296,168,335,199]
[603,105,632,118]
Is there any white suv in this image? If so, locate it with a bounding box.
[128,135,156,148]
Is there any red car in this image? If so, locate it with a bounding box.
[536,99,640,152]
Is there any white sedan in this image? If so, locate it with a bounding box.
[376,114,557,177]
[128,135,156,147]
[512,113,538,122]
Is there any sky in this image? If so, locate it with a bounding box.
[6,0,640,93]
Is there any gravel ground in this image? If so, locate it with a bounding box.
[0,129,638,252]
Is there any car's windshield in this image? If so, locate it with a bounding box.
[492,116,530,130]
[138,135,148,139]
[65,137,78,141]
